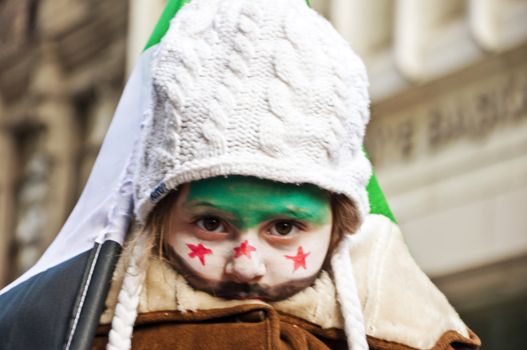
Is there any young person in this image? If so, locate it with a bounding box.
[0,0,481,349]
[92,0,481,349]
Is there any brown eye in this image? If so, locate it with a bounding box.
[197,216,225,232]
[272,221,294,236]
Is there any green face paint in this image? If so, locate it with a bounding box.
[184,176,330,230]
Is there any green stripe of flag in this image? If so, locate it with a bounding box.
[145,0,190,50]
[367,169,396,223]
[143,0,396,223]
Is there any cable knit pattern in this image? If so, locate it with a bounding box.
[134,0,372,223]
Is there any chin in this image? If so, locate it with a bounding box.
[193,275,321,302]
[229,295,266,301]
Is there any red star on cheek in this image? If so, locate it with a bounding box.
[187,243,213,266]
[285,246,310,272]
[233,240,256,258]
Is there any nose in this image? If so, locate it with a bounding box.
[225,240,266,283]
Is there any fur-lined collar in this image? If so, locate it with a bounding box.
[101,256,344,330]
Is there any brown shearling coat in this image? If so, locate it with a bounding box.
[92,304,480,350]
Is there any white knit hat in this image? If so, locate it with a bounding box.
[134,0,372,224]
[111,1,372,349]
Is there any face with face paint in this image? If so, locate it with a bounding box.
[163,176,333,302]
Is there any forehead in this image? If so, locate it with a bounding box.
[183,176,330,223]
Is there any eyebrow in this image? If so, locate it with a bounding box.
[183,201,239,221]
[264,207,321,222]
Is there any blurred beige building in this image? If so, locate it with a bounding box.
[311,1,527,347]
[0,0,526,348]
[0,0,128,283]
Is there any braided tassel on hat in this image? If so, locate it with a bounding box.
[107,234,151,350]
[331,234,369,350]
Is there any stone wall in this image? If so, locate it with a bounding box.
[0,0,128,286]
[309,1,527,345]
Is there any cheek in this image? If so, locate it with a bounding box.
[264,224,332,283]
[167,232,231,280]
